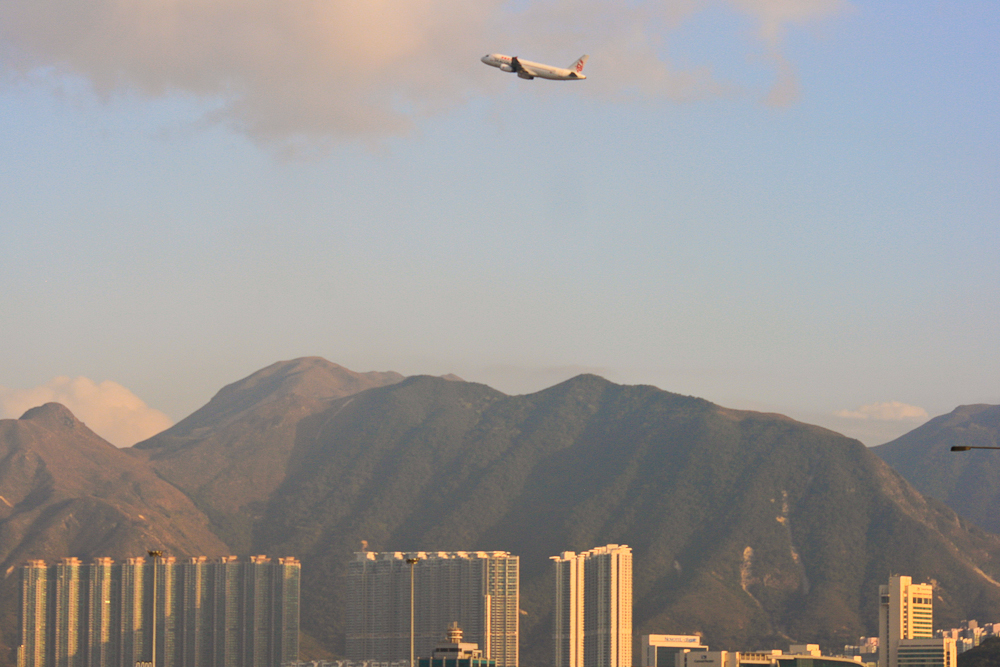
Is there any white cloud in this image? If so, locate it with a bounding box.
[0,377,173,447]
[0,0,850,146]
[835,401,930,422]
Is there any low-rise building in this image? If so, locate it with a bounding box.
[677,646,862,667]
[641,635,708,667]
[893,638,956,667]
[418,623,495,667]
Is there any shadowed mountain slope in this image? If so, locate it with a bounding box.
[130,362,1000,664]
[0,403,230,665]
[873,405,1000,533]
[958,636,1000,667]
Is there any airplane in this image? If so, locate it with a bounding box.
[481,53,588,80]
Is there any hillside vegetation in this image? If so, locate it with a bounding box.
[873,405,1000,533]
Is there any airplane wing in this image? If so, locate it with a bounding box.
[511,57,535,79]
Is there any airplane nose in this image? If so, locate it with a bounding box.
[481,55,490,63]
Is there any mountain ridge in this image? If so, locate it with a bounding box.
[3,360,1000,667]
[873,404,1000,534]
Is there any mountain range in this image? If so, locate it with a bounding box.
[2,357,999,666]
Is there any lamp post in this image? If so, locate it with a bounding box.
[147,550,163,667]
[406,557,419,667]
[951,446,1000,451]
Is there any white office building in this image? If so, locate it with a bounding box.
[878,575,955,667]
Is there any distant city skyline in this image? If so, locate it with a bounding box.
[2,2,998,449]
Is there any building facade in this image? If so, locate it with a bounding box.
[552,553,585,667]
[892,639,956,667]
[346,551,519,667]
[18,555,300,667]
[679,646,866,667]
[551,545,632,667]
[640,635,707,667]
[878,575,955,667]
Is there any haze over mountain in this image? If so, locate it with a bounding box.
[873,405,1000,533]
[3,359,1000,667]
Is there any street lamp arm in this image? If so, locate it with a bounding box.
[951,446,1000,451]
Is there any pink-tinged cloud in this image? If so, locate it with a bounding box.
[835,401,930,422]
[0,0,850,146]
[0,377,173,447]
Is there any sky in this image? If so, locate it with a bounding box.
[1,0,997,447]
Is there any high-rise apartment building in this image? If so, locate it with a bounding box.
[20,562,47,667]
[87,558,116,667]
[878,575,955,667]
[552,553,585,667]
[346,551,519,667]
[18,555,300,667]
[551,545,632,667]
[51,558,85,667]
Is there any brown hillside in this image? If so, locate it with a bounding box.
[0,403,230,666]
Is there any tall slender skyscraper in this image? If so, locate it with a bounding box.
[18,556,300,667]
[119,557,149,667]
[551,546,632,667]
[19,561,48,667]
[347,551,519,667]
[551,553,584,667]
[51,558,85,667]
[87,558,117,667]
[583,546,632,667]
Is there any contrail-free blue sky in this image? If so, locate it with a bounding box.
[1,1,997,446]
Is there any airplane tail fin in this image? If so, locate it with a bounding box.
[569,55,589,74]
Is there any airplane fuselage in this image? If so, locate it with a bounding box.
[481,53,588,80]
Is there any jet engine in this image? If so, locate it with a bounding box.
[499,64,514,72]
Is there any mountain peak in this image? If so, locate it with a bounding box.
[949,403,1000,424]
[873,403,1000,533]
[135,357,406,444]
[19,402,81,430]
[219,357,404,402]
